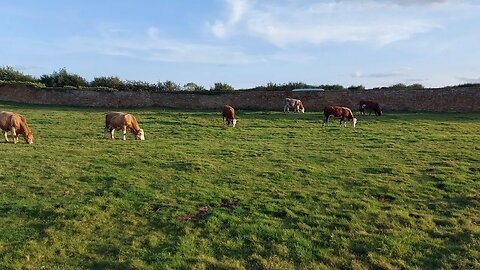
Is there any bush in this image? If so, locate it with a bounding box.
[455,83,480,88]
[123,80,158,92]
[348,85,365,91]
[0,66,36,82]
[157,80,181,91]
[39,68,88,88]
[183,82,206,91]
[211,82,234,91]
[90,76,124,90]
[407,83,425,90]
[0,80,45,88]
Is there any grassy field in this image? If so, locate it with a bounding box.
[0,101,478,269]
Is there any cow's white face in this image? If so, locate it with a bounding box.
[300,108,305,113]
[229,119,237,127]
[351,118,357,127]
[137,129,145,140]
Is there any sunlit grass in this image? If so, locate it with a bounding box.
[0,102,478,269]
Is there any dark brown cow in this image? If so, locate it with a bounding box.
[0,111,33,144]
[222,105,237,127]
[359,100,382,116]
[323,106,357,127]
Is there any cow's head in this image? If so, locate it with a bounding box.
[229,119,237,127]
[351,118,357,127]
[299,107,305,113]
[24,132,33,144]
[136,129,145,140]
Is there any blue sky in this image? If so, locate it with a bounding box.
[1,0,479,89]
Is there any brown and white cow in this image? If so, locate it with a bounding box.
[284,98,305,113]
[222,105,237,127]
[359,100,382,116]
[0,111,33,144]
[323,106,357,127]
[104,112,145,140]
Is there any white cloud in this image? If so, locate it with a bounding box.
[62,26,256,65]
[211,0,250,38]
[210,0,443,46]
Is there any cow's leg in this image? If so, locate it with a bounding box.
[322,115,328,127]
[122,126,127,140]
[284,105,289,113]
[104,127,110,139]
[2,130,8,143]
[110,128,115,139]
[11,128,18,144]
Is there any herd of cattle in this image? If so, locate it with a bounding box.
[0,99,381,144]
[222,98,382,128]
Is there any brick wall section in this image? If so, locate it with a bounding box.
[0,84,479,112]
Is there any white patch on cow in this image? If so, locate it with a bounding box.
[138,129,145,140]
[352,118,357,127]
[231,119,237,127]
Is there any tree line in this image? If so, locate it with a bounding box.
[1,66,477,92]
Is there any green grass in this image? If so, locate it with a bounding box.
[0,102,479,269]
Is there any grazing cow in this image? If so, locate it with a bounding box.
[0,111,33,144]
[359,100,382,116]
[104,112,145,140]
[222,105,237,127]
[323,106,357,127]
[284,98,305,113]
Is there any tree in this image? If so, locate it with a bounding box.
[157,80,181,91]
[183,82,206,91]
[211,82,234,91]
[39,68,88,87]
[0,66,36,82]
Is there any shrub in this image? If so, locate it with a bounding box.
[388,83,408,90]
[123,80,157,92]
[157,80,181,91]
[0,80,45,88]
[407,83,425,90]
[211,82,234,91]
[90,76,124,90]
[183,82,206,91]
[39,68,88,88]
[348,85,366,91]
[455,83,480,88]
[0,66,36,82]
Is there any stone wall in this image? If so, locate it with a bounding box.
[0,84,479,112]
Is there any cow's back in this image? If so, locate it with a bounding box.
[222,105,235,119]
[324,106,350,117]
[105,112,127,128]
[0,111,16,130]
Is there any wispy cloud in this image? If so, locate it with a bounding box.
[352,68,412,78]
[210,0,250,38]
[62,26,256,65]
[210,0,444,46]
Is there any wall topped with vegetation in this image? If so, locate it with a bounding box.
[0,83,479,112]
